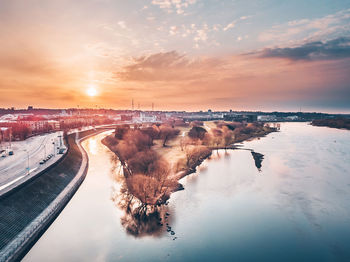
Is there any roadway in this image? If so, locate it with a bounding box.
[0,131,64,189]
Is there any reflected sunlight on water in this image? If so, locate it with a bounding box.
[87,138,98,155]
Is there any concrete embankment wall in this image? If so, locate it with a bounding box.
[0,128,109,262]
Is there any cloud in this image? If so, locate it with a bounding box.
[240,16,251,20]
[169,26,178,36]
[151,0,196,15]
[256,37,350,61]
[194,29,208,42]
[222,15,251,32]
[259,8,350,44]
[117,21,127,29]
[223,22,235,31]
[112,48,350,112]
[115,50,222,82]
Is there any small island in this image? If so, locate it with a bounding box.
[102,120,277,208]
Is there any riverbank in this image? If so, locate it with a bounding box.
[0,128,112,262]
[102,121,277,205]
[311,118,350,130]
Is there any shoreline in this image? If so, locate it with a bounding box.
[0,128,114,262]
[311,119,350,130]
[102,123,277,204]
[171,128,275,181]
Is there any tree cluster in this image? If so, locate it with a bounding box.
[0,123,31,140]
[109,124,180,205]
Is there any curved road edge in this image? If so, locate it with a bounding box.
[0,129,111,262]
[0,144,68,200]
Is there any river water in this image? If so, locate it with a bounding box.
[23,123,350,262]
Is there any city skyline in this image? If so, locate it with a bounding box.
[1,0,350,113]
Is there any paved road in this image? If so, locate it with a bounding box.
[0,132,63,187]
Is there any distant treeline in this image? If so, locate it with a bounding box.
[312,118,350,130]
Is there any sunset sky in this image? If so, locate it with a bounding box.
[1,0,350,112]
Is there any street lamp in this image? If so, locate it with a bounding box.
[24,149,30,175]
[44,144,47,159]
[58,134,62,148]
[52,141,56,155]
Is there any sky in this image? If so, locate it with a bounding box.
[0,0,350,113]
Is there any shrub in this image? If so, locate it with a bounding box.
[188,126,207,140]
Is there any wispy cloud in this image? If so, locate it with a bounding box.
[151,0,197,14]
[259,8,350,45]
[223,15,251,32]
[169,26,178,36]
[117,21,127,29]
[255,37,350,61]
[115,50,225,82]
[223,22,235,31]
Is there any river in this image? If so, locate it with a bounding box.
[23,123,350,262]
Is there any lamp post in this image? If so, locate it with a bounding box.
[24,149,29,175]
[9,127,12,149]
[44,143,47,159]
[52,141,56,155]
[58,134,62,148]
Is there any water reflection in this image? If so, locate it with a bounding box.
[108,146,264,238]
[87,138,98,155]
[251,151,264,171]
[109,158,175,239]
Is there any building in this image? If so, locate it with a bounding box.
[48,120,60,130]
[245,114,258,122]
[224,114,245,122]
[257,115,277,122]
[19,120,48,131]
[139,112,157,123]
[285,115,299,121]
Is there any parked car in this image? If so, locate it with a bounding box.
[8,150,14,155]
[58,148,66,154]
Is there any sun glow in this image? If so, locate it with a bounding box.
[86,85,97,97]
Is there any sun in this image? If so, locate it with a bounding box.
[86,86,97,97]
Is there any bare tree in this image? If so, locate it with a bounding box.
[211,128,223,148]
[222,126,235,149]
[159,126,180,147]
[115,124,130,139]
[141,125,160,146]
[128,150,159,175]
[188,126,207,140]
[185,146,211,169]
